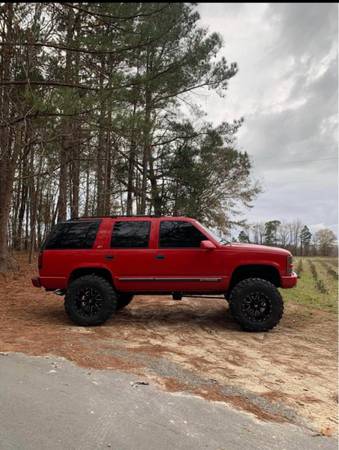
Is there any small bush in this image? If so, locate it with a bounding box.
[324,259,338,268]
[319,261,338,281]
[315,279,328,294]
[308,260,318,280]
[308,260,329,294]
[296,259,303,278]
[327,267,338,281]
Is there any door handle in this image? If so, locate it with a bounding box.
[104,255,114,260]
[155,254,165,260]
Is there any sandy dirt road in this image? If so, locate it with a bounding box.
[0,258,337,437]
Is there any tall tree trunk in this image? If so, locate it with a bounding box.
[0,4,15,271]
[103,97,113,215]
[149,152,161,215]
[15,138,30,250]
[0,160,15,271]
[103,144,112,215]
[96,58,106,216]
[70,139,80,218]
[127,101,137,215]
[57,8,75,222]
[140,88,152,214]
[11,150,22,248]
[84,154,90,216]
[57,147,68,222]
[69,14,81,219]
[28,149,40,263]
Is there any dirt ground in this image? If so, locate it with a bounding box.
[0,255,337,436]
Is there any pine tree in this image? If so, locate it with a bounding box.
[238,231,250,243]
[300,225,312,256]
[264,220,281,246]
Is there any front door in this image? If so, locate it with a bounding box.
[151,220,227,292]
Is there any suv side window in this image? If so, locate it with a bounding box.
[111,221,151,248]
[159,221,206,248]
[44,221,100,250]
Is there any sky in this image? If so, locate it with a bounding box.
[197,3,338,234]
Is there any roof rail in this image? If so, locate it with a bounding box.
[68,215,179,221]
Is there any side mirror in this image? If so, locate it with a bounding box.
[200,240,216,250]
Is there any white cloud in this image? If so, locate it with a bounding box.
[197,2,338,233]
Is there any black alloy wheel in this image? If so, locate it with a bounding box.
[74,286,105,318]
[229,278,284,332]
[240,291,272,323]
[64,274,117,326]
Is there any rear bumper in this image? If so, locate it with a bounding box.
[31,276,41,288]
[32,276,67,290]
[281,271,298,289]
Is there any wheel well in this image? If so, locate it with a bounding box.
[68,267,113,287]
[229,265,281,293]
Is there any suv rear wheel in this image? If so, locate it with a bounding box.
[116,293,134,311]
[229,278,283,332]
[64,274,117,326]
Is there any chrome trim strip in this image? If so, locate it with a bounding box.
[118,277,222,282]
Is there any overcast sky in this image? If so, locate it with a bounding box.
[197,3,338,234]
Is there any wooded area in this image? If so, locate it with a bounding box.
[0,2,261,272]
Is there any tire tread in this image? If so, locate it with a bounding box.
[64,274,117,326]
[229,277,284,332]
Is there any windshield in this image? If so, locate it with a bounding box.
[199,223,230,245]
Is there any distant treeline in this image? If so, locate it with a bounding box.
[237,220,337,257]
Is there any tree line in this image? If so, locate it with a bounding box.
[0,3,260,271]
[237,220,337,257]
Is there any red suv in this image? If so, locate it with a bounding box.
[32,216,297,331]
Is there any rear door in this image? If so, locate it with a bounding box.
[106,219,157,292]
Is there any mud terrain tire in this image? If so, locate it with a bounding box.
[116,293,134,311]
[229,278,283,332]
[65,274,117,326]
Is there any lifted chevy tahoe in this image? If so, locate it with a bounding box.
[32,216,297,331]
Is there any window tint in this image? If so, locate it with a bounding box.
[111,221,150,248]
[44,221,100,250]
[159,221,206,248]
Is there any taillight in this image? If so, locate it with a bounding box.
[38,251,43,270]
[287,255,293,275]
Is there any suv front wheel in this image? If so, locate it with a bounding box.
[229,278,284,332]
[64,274,117,326]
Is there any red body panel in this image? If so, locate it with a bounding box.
[32,216,297,294]
[281,272,298,288]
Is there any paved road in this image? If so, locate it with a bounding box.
[0,353,336,450]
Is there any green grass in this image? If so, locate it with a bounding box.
[281,257,338,313]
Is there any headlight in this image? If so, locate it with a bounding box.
[287,255,293,274]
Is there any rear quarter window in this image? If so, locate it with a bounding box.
[44,221,100,250]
